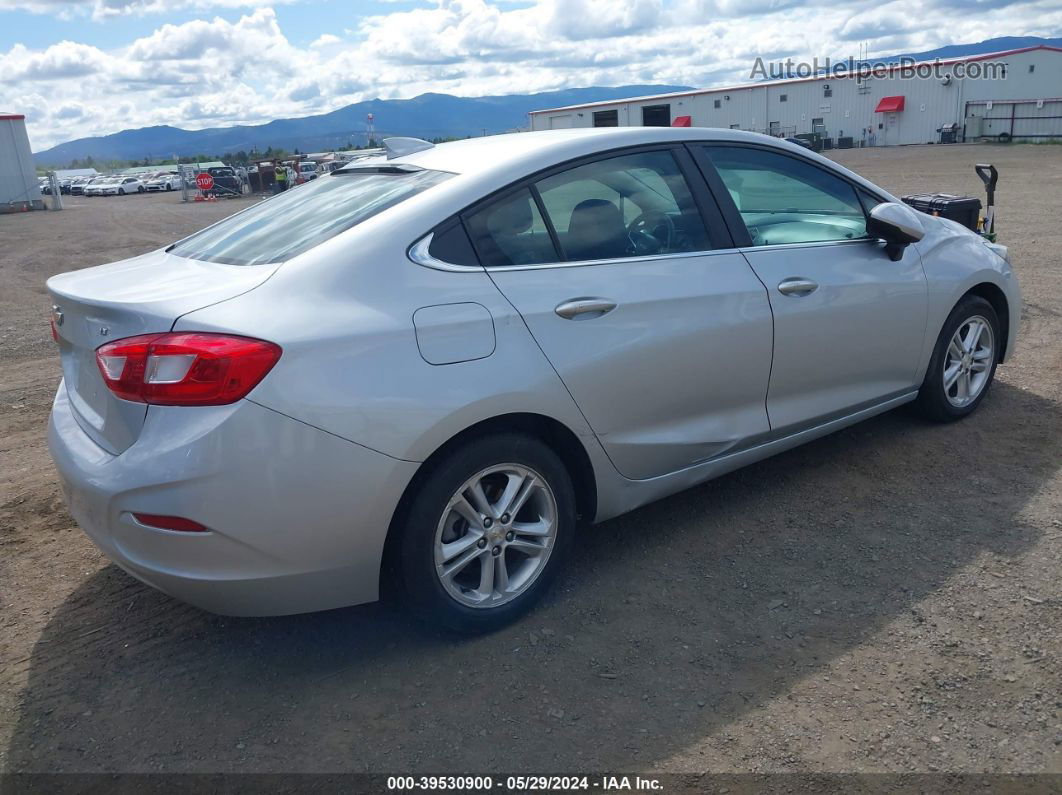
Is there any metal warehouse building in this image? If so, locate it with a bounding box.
[530,46,1062,147]
[1,113,43,213]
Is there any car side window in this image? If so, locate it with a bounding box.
[535,150,710,261]
[464,188,560,267]
[702,146,869,247]
[858,188,885,214]
[427,219,479,267]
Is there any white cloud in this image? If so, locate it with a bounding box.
[0,0,297,20]
[1,0,1058,150]
[0,40,108,80]
[310,33,340,48]
[543,0,664,40]
[126,7,294,66]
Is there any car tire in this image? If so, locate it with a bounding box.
[138,185,145,193]
[392,432,576,633]
[914,294,1001,422]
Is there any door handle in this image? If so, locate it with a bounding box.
[554,298,617,320]
[777,277,819,297]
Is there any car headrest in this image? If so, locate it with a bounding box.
[487,195,534,237]
[566,199,628,260]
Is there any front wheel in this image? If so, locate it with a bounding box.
[392,433,575,633]
[914,294,1000,422]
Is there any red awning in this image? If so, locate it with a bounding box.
[874,96,905,113]
[671,115,692,127]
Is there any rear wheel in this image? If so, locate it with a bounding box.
[914,295,1000,422]
[393,433,575,633]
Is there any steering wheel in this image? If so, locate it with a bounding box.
[627,210,676,254]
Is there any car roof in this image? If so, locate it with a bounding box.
[374,128,775,176]
[344,127,895,204]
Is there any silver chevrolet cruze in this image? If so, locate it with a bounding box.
[48,128,1020,632]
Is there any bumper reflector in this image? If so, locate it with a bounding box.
[133,513,210,533]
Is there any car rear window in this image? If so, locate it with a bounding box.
[169,168,452,266]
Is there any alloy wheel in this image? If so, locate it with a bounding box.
[434,464,558,608]
[943,315,994,407]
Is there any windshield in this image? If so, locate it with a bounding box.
[169,168,452,266]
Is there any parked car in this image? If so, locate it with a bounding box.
[296,161,318,183]
[68,177,95,195]
[203,166,241,196]
[145,172,182,192]
[101,176,145,195]
[47,129,1020,632]
[83,177,115,196]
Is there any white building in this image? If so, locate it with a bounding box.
[530,45,1062,147]
[1,112,44,213]
[54,168,98,180]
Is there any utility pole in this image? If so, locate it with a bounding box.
[48,171,62,210]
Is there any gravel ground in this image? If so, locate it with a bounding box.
[1,145,1060,777]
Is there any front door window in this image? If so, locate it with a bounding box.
[701,146,868,246]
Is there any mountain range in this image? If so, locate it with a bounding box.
[32,85,691,165]
[33,36,1062,165]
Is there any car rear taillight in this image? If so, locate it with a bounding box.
[96,332,281,406]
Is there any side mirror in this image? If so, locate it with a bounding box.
[867,202,925,261]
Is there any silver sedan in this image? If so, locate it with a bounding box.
[47,128,1020,632]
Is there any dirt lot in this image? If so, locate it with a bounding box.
[1,146,1060,778]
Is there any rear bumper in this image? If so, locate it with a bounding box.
[48,382,419,616]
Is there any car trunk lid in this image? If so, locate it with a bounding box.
[48,249,279,454]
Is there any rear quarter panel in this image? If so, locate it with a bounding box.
[172,207,605,469]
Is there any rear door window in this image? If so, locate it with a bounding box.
[464,188,559,267]
[535,149,711,261]
[169,168,452,265]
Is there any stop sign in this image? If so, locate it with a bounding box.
[195,172,214,191]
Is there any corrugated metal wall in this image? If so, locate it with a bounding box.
[965,99,1062,141]
[529,48,1062,146]
[1,116,44,212]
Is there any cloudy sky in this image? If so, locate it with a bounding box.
[2,0,1061,149]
